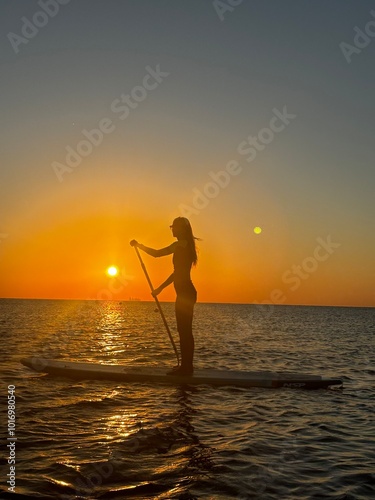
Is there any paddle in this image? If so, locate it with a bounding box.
[133,245,180,366]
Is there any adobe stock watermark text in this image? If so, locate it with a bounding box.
[179,105,296,217]
[7,0,72,54]
[52,65,170,182]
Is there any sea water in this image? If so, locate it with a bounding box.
[1,299,374,499]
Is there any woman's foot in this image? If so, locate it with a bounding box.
[166,365,194,376]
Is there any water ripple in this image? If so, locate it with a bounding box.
[1,300,374,499]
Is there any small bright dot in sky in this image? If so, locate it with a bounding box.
[254,226,262,234]
[107,266,118,277]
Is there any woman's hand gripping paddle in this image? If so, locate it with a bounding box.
[132,244,180,366]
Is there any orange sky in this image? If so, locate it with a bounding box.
[1,3,374,307]
[0,172,373,306]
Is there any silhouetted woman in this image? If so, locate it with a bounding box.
[130,217,198,375]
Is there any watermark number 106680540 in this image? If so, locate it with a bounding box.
[7,385,17,493]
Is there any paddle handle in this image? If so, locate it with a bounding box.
[134,245,180,366]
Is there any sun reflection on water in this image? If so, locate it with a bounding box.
[103,412,140,439]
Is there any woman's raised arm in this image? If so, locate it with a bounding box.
[130,240,176,258]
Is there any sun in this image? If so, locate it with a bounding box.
[253,226,262,235]
[106,266,119,277]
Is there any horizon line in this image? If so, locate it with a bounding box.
[0,297,373,309]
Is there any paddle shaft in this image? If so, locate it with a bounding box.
[134,245,180,365]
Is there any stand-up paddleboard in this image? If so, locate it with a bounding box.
[21,358,342,389]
